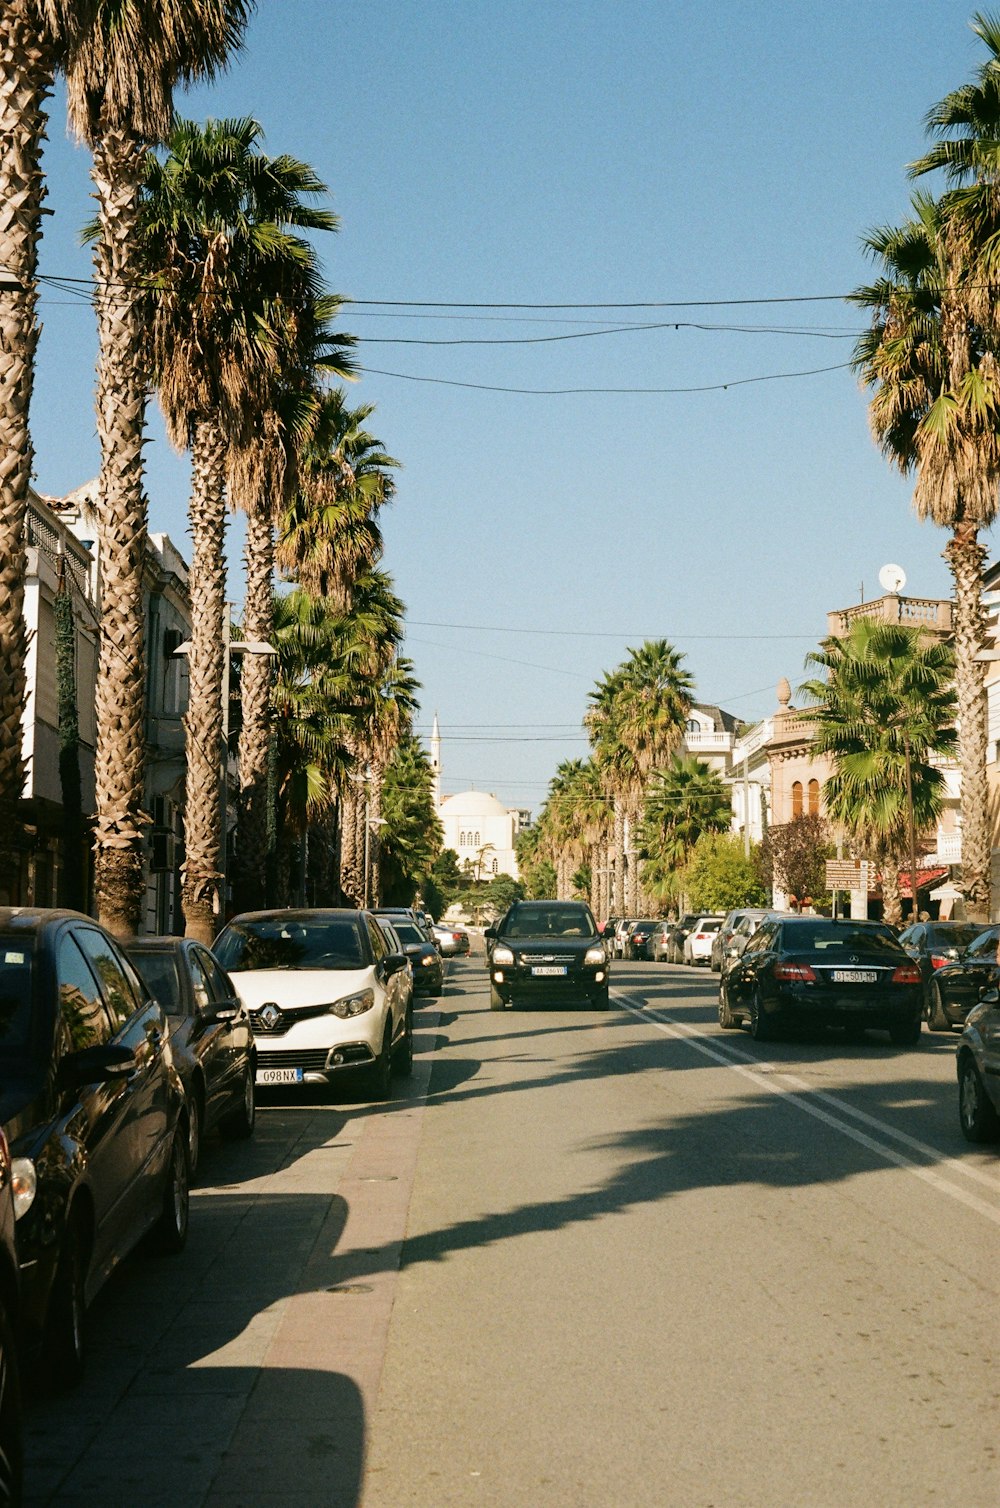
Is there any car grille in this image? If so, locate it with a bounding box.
[249,1001,331,1037]
[256,1048,337,1073]
[517,952,578,966]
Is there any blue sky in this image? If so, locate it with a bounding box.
[27,0,988,810]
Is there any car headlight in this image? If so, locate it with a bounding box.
[420,952,437,967]
[492,946,515,965]
[11,1157,37,1220]
[329,989,376,1019]
[584,946,605,965]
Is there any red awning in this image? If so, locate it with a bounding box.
[896,866,949,899]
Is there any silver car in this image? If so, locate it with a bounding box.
[956,986,1000,1142]
[711,908,771,972]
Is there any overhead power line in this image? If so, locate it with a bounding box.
[359,360,852,396]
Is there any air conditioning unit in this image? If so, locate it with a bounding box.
[150,830,177,872]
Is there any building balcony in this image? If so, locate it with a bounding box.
[826,593,953,639]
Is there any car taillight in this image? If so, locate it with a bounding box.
[892,964,922,985]
[773,962,816,982]
[929,954,950,969]
[695,932,707,940]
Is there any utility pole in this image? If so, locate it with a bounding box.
[903,730,919,923]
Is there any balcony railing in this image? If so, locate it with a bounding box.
[827,594,952,637]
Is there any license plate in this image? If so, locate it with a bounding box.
[531,966,567,977]
[256,1067,304,1085]
[832,970,877,984]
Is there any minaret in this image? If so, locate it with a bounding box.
[430,712,442,807]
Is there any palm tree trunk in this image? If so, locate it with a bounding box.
[233,497,273,912]
[339,785,364,907]
[946,525,991,922]
[612,799,625,913]
[181,416,227,943]
[881,853,902,929]
[368,766,384,908]
[90,123,151,937]
[0,8,52,897]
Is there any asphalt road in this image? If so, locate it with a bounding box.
[22,953,1000,1506]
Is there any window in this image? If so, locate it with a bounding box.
[74,926,143,1029]
[492,858,499,874]
[474,831,480,847]
[55,933,112,1052]
[686,718,700,733]
[808,778,820,816]
[791,781,803,818]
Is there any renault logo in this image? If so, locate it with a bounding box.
[259,1002,282,1030]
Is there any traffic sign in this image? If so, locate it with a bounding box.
[825,859,870,892]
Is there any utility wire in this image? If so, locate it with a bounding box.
[359,360,852,395]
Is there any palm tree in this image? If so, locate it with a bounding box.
[799,618,956,926]
[638,754,731,907]
[139,115,351,940]
[58,1,253,935]
[0,1,85,896]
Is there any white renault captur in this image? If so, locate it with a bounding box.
[213,909,413,1100]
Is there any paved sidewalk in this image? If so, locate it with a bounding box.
[23,1008,441,1507]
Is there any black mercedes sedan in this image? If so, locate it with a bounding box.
[125,937,256,1174]
[0,909,190,1388]
[486,901,609,1010]
[923,924,1000,1032]
[718,915,923,1045]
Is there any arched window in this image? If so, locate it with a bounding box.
[791,781,803,819]
[474,831,480,847]
[492,858,499,874]
[686,717,700,733]
[808,778,820,816]
[459,830,466,846]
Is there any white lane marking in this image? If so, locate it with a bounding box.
[611,989,1000,1225]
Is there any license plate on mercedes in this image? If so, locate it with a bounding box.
[832,970,877,984]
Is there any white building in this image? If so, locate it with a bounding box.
[431,714,521,879]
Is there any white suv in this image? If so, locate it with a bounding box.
[214,909,413,1101]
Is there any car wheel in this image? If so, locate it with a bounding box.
[367,1024,393,1101]
[718,980,738,1029]
[222,1065,256,1140]
[0,1300,23,1503]
[748,991,773,1042]
[593,988,610,1010]
[927,981,951,1032]
[44,1214,87,1388]
[958,1054,1000,1142]
[489,983,505,1011]
[394,1006,414,1077]
[889,1015,922,1048]
[154,1128,190,1255]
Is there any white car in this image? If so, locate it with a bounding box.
[213,909,413,1100]
[683,916,723,965]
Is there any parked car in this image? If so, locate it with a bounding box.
[434,923,470,957]
[896,920,984,1021]
[719,910,775,972]
[625,920,661,961]
[956,985,1000,1142]
[125,937,257,1173]
[712,909,772,972]
[373,911,444,997]
[213,909,412,1100]
[684,916,724,965]
[922,924,1000,1032]
[664,915,699,964]
[649,921,674,963]
[0,1127,22,1504]
[1,908,190,1387]
[486,901,609,1011]
[612,919,635,959]
[718,915,923,1044]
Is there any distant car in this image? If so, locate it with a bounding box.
[1,908,190,1387]
[125,937,257,1173]
[896,920,985,1021]
[0,1126,22,1503]
[214,909,413,1100]
[434,924,470,956]
[612,919,636,959]
[684,916,723,965]
[626,920,661,961]
[718,915,923,1044]
[923,924,1000,1032]
[486,900,609,1010]
[712,909,772,972]
[956,985,1000,1141]
[373,911,444,997]
[720,910,775,972]
[665,915,699,964]
[649,921,674,962]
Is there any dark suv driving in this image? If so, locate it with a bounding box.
[486,901,610,1010]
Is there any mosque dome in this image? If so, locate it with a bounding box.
[439,789,510,818]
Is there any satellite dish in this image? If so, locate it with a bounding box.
[878,563,907,596]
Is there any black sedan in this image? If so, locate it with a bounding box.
[126,938,256,1173]
[896,920,982,1016]
[625,920,661,961]
[486,901,609,1010]
[373,913,444,997]
[718,915,923,1045]
[923,924,1000,1032]
[1,909,190,1388]
[0,1128,22,1503]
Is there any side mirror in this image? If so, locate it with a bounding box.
[384,951,409,976]
[978,986,999,1004]
[484,926,497,941]
[59,1043,136,1089]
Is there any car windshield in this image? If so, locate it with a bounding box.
[391,922,427,946]
[634,920,658,930]
[925,924,980,950]
[502,906,596,939]
[696,919,722,932]
[129,951,182,1010]
[781,922,902,955]
[0,935,34,1053]
[215,917,366,972]
[965,927,1000,960]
